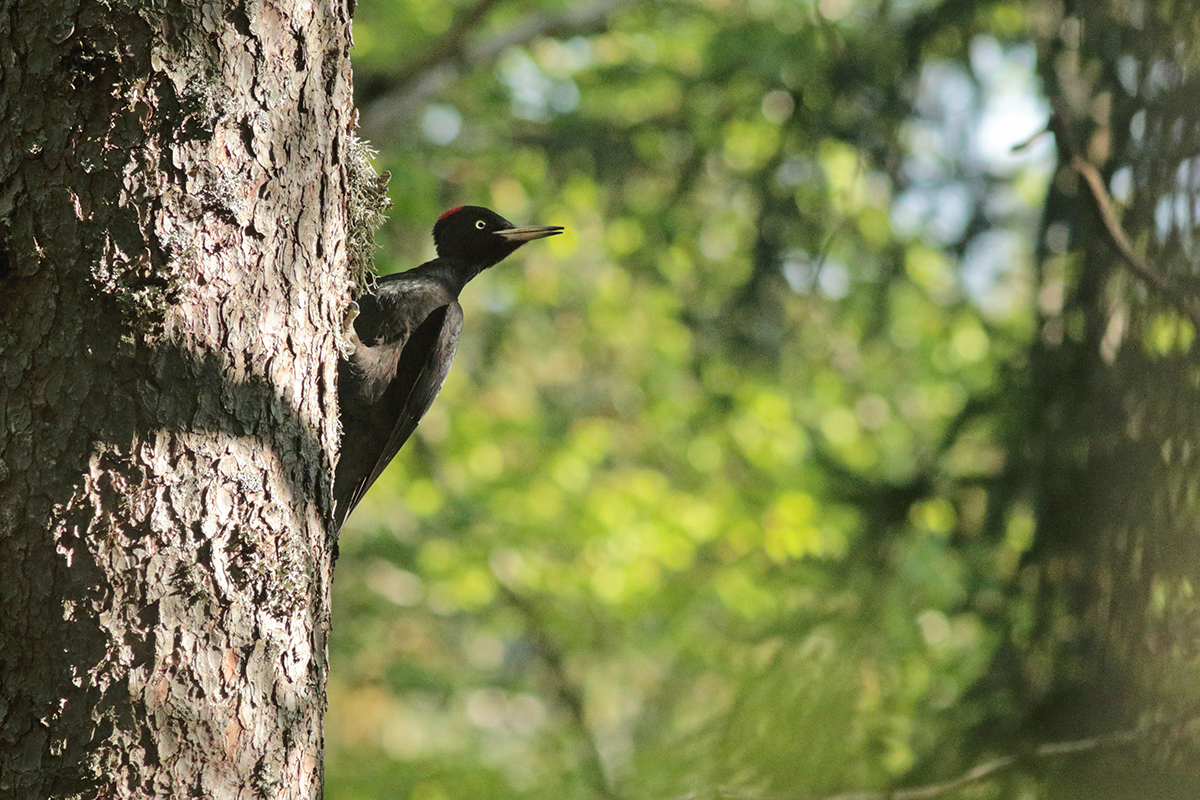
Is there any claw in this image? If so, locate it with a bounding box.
[339,300,361,357]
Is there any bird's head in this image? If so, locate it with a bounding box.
[432,205,563,269]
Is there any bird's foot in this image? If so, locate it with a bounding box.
[338,300,361,358]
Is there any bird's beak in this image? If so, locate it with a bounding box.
[495,225,564,242]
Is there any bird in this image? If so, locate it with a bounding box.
[333,205,563,528]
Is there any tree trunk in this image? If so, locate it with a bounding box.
[0,0,356,796]
[1003,1,1200,795]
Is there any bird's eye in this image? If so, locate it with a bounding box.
[475,220,486,229]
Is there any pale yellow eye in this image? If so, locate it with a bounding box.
[475,220,486,229]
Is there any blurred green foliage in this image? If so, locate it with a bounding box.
[328,0,1054,797]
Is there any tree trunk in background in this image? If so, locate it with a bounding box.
[0,0,354,797]
[1014,1,1200,795]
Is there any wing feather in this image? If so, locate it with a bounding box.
[334,303,464,527]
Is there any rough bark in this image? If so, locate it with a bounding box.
[0,0,355,797]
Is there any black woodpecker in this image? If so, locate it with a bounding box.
[334,205,563,528]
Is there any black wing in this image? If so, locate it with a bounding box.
[334,302,464,528]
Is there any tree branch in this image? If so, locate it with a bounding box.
[1066,152,1200,328]
[389,0,509,92]
[465,0,641,65]
[692,713,1191,800]
[901,0,1001,71]
[499,585,618,800]
[812,718,1166,800]
[1016,118,1200,328]
[360,0,647,139]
